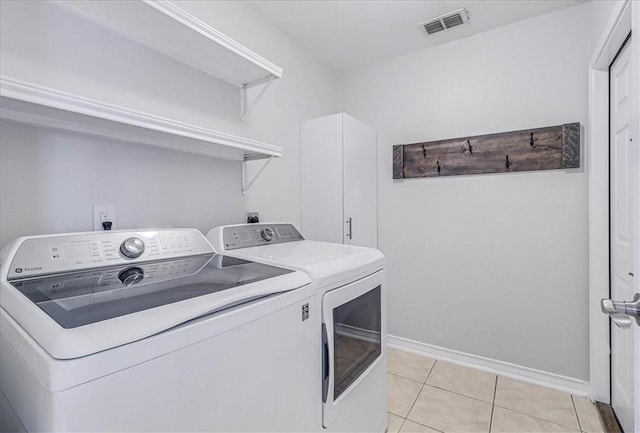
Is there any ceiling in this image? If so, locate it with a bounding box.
[246,1,587,72]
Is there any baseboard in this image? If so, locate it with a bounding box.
[387,334,589,397]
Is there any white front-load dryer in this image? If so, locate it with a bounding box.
[207,223,387,433]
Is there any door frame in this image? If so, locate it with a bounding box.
[588,0,639,405]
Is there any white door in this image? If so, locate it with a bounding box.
[608,38,638,433]
[343,114,378,248]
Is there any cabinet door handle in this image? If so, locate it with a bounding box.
[346,217,352,240]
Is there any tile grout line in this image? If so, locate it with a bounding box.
[488,375,498,433]
[404,382,426,418]
[404,418,446,433]
[422,358,498,405]
[386,360,438,389]
[386,372,427,386]
[571,395,583,432]
[390,371,431,384]
[493,369,583,431]
[424,359,437,383]
[493,403,583,431]
[397,416,406,433]
[390,366,497,430]
[402,360,437,428]
[401,359,492,433]
[496,377,584,425]
[387,350,437,384]
[422,383,495,405]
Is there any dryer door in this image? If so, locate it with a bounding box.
[322,270,385,428]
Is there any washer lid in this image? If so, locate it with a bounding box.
[1,254,311,359]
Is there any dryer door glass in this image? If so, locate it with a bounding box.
[333,285,381,399]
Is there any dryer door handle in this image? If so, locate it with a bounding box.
[322,323,330,403]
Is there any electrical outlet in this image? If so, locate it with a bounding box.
[93,205,116,231]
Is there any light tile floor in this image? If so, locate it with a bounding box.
[387,348,604,433]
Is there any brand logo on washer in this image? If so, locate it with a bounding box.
[15,266,42,273]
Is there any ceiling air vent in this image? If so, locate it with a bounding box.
[423,20,445,35]
[419,8,469,35]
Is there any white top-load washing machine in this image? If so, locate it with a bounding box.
[207,223,387,433]
[0,228,322,432]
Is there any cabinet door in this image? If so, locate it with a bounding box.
[343,114,377,248]
[301,114,344,244]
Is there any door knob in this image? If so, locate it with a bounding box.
[601,293,640,326]
[611,315,633,329]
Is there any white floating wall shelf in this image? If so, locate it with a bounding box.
[52,0,284,121]
[0,77,282,193]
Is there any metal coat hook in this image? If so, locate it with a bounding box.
[530,132,535,147]
[422,145,426,158]
[436,160,441,175]
[505,155,511,169]
[467,140,473,155]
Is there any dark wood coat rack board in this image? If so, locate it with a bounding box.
[392,123,580,179]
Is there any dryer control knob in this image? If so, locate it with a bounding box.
[261,227,275,241]
[120,237,145,258]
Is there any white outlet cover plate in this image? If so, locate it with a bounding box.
[93,204,116,231]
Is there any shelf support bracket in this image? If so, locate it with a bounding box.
[240,75,275,122]
[242,155,275,195]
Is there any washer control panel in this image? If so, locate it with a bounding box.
[218,223,304,251]
[7,229,213,280]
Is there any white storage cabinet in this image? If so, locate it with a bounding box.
[301,113,377,248]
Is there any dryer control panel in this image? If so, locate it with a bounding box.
[5,229,213,280]
[211,223,304,251]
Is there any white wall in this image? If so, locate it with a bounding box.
[590,0,626,51]
[163,1,340,224]
[338,3,593,379]
[0,121,242,244]
[0,1,337,247]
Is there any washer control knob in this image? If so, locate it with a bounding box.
[261,227,275,241]
[120,237,145,258]
[118,267,144,287]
